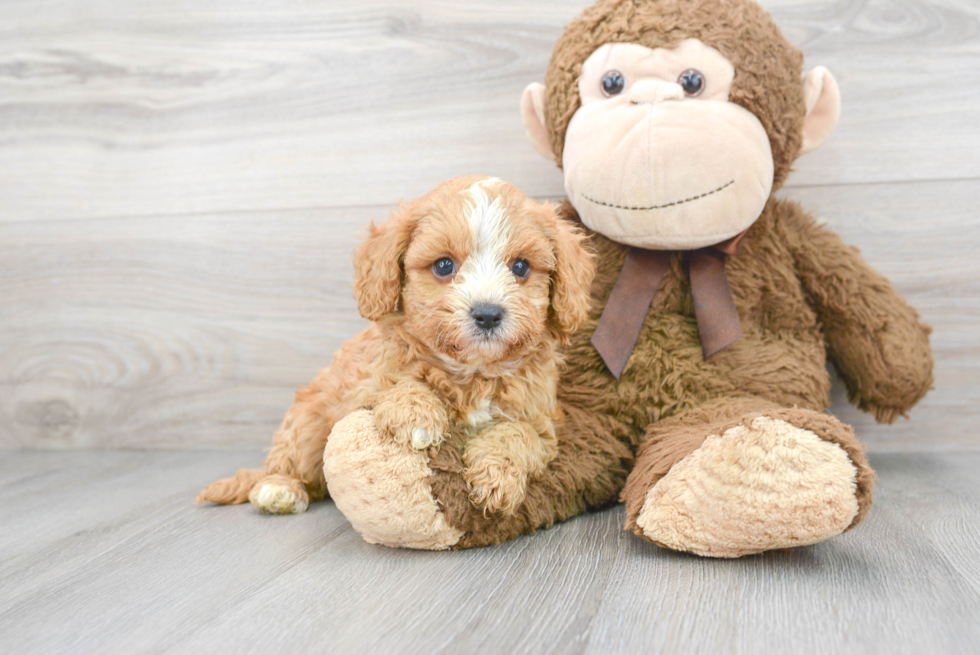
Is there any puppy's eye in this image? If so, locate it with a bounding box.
[678,69,705,97]
[432,257,455,278]
[601,70,625,97]
[511,258,530,279]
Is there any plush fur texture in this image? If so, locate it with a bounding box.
[198,176,596,518]
[324,410,464,549]
[427,402,634,549]
[634,416,861,557]
[619,400,876,533]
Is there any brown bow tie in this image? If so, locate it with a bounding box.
[590,238,744,379]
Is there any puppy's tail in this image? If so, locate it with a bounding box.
[196,468,264,505]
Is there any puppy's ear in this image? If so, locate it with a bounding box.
[352,203,417,321]
[548,207,595,340]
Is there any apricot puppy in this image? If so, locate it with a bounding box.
[198,176,595,516]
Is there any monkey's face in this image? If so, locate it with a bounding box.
[562,39,774,250]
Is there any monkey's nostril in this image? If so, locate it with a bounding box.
[628,80,684,105]
[471,303,505,332]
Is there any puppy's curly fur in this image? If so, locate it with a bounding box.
[198,176,595,516]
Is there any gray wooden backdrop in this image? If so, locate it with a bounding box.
[1,0,978,451]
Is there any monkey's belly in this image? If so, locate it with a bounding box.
[560,313,831,434]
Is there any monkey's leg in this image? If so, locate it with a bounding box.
[429,403,633,549]
[621,397,875,558]
[323,402,632,549]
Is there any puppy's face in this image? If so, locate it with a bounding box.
[353,176,594,368]
[402,179,557,364]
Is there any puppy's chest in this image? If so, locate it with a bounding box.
[444,383,515,435]
[459,398,499,434]
[427,369,555,434]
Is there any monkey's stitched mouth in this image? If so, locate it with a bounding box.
[581,180,735,211]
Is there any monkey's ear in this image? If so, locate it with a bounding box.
[351,205,416,322]
[521,83,556,162]
[800,66,841,156]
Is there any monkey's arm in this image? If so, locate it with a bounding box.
[781,201,933,423]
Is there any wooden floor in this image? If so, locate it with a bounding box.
[1,449,978,655]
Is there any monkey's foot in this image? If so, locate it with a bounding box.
[633,415,862,557]
[324,410,462,550]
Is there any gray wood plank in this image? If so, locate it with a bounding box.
[870,452,980,595]
[2,179,976,449]
[0,207,371,448]
[0,450,258,561]
[1,0,979,222]
[0,450,352,654]
[0,450,978,655]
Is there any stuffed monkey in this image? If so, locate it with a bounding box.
[494,0,933,556]
[411,0,932,556]
[203,0,933,557]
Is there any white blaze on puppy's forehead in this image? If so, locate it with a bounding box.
[466,178,510,257]
[454,178,513,308]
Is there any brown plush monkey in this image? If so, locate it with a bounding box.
[421,0,931,556]
[201,0,934,558]
[478,0,933,556]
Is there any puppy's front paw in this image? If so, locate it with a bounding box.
[374,389,449,451]
[377,419,446,451]
[464,457,528,515]
[410,427,441,450]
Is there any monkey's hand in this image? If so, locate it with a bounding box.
[828,315,934,424]
[785,203,934,423]
[374,380,450,450]
[463,420,557,515]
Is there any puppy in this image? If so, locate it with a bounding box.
[198,176,595,516]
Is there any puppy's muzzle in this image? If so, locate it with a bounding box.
[471,303,505,333]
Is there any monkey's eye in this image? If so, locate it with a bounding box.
[678,69,705,97]
[601,70,626,97]
[511,258,530,279]
[432,257,455,278]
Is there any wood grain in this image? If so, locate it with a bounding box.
[1,0,978,450]
[0,207,371,448]
[2,180,976,449]
[1,0,979,222]
[0,450,978,654]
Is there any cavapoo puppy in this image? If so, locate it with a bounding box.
[198,176,595,516]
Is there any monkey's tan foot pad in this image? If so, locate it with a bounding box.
[635,416,860,558]
[324,410,462,550]
[248,474,310,514]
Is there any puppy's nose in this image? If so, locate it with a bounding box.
[471,303,504,332]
